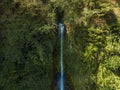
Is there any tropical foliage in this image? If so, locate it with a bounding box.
[0,0,120,90]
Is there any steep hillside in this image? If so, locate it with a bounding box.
[0,0,120,90]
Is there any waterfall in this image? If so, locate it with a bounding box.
[59,23,64,90]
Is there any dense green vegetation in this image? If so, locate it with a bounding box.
[0,0,120,90]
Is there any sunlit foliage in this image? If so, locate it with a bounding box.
[0,0,120,90]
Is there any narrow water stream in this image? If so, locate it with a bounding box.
[59,23,65,90]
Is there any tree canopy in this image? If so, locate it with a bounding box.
[0,0,120,90]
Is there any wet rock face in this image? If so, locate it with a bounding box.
[54,72,60,90]
[55,7,64,24]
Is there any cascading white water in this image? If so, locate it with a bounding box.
[58,23,64,90]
